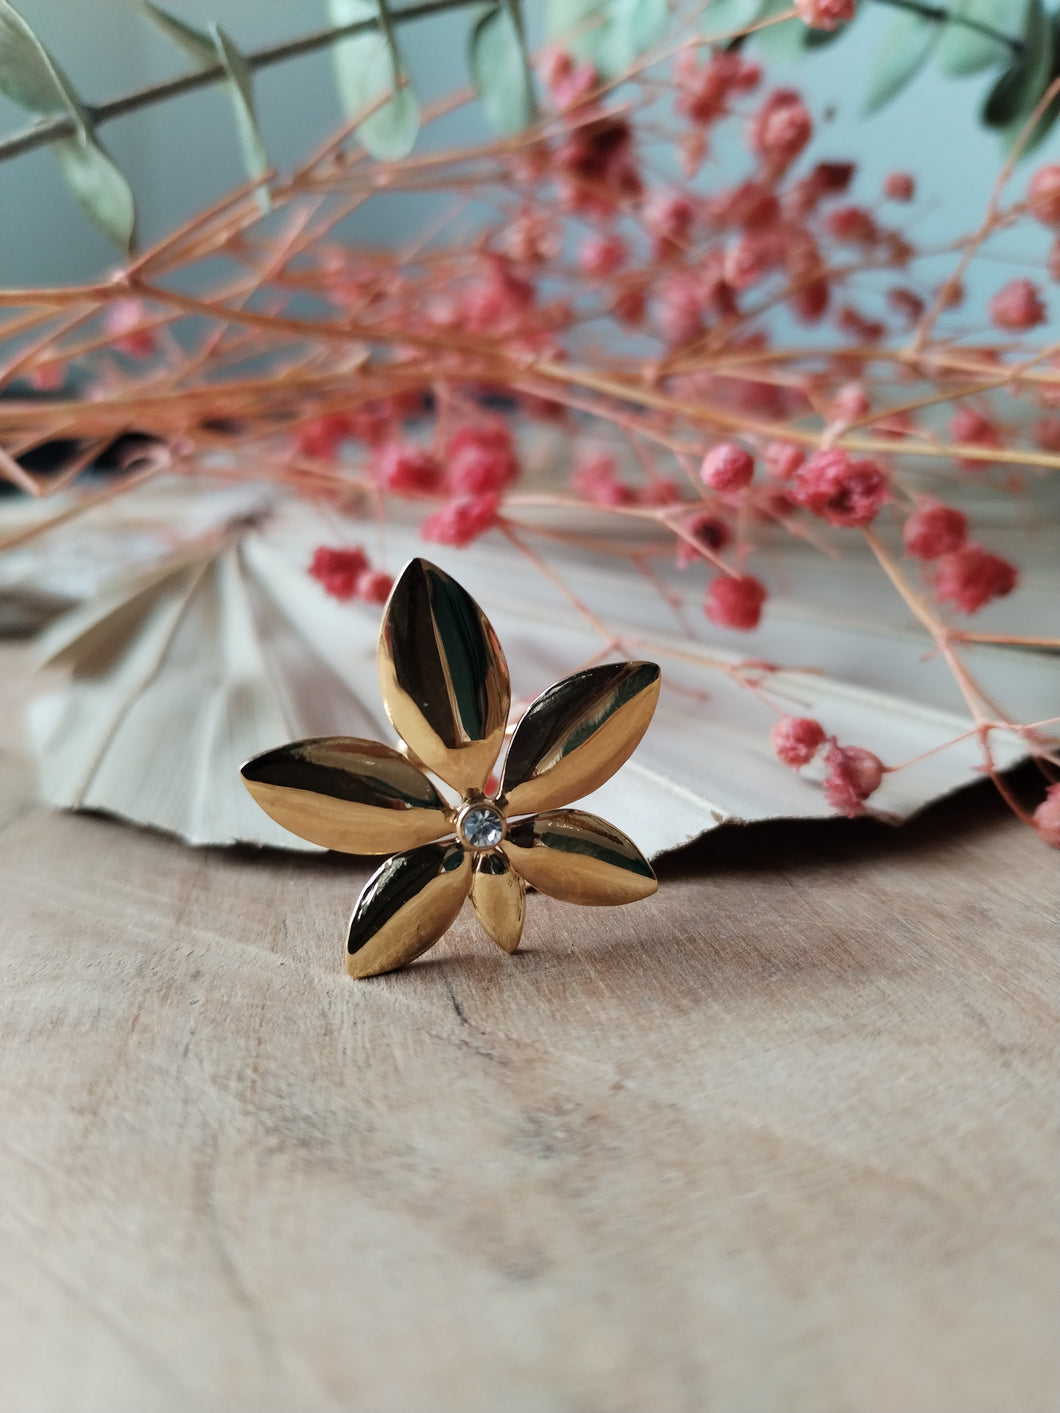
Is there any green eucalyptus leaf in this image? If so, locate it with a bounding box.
[1000,0,1055,150]
[53,132,136,252]
[753,0,812,62]
[607,0,669,71]
[210,23,270,207]
[935,0,1014,77]
[0,0,87,130]
[803,18,855,50]
[981,0,1052,139]
[544,0,613,71]
[863,10,939,115]
[135,2,216,67]
[469,2,536,135]
[700,0,770,38]
[328,0,420,160]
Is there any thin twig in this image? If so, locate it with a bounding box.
[0,0,482,165]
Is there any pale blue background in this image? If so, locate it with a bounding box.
[0,0,1054,305]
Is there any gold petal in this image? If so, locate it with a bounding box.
[502,809,657,906]
[470,851,525,954]
[347,839,471,978]
[241,737,449,854]
[500,662,660,816]
[378,559,510,795]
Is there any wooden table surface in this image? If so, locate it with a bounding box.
[1,641,1057,1413]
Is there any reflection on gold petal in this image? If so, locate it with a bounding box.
[378,559,510,796]
[242,736,449,854]
[470,850,526,953]
[347,840,471,978]
[503,809,657,907]
[500,661,661,816]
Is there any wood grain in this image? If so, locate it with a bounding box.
[1,641,1057,1413]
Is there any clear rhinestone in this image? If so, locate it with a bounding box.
[459,804,505,849]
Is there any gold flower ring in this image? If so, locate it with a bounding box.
[241,558,661,977]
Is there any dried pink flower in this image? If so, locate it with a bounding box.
[748,89,813,172]
[763,441,805,480]
[826,205,877,244]
[1032,783,1060,848]
[657,272,704,346]
[377,441,443,497]
[294,413,352,463]
[676,51,760,127]
[794,0,856,30]
[772,716,827,767]
[356,569,394,604]
[950,405,1003,470]
[646,191,696,259]
[1027,164,1060,227]
[308,545,368,601]
[104,298,157,359]
[824,742,883,816]
[828,382,870,426]
[700,442,755,491]
[793,448,889,527]
[541,49,596,111]
[421,492,501,547]
[883,171,915,202]
[1033,416,1060,452]
[578,234,626,276]
[446,423,519,495]
[988,278,1047,332]
[932,544,1018,613]
[572,452,633,506]
[903,501,967,560]
[704,574,767,631]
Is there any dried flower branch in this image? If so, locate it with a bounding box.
[1,10,1058,839]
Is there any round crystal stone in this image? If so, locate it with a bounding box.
[459,804,505,850]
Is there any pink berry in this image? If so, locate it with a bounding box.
[572,452,633,506]
[578,235,626,276]
[704,574,767,631]
[700,442,755,492]
[763,441,805,480]
[377,442,443,496]
[932,544,1018,614]
[825,206,877,244]
[446,423,519,495]
[295,414,353,463]
[988,278,1047,332]
[771,716,827,768]
[792,448,889,527]
[824,742,883,817]
[883,171,915,202]
[748,90,813,171]
[355,569,394,604]
[1032,783,1060,848]
[828,382,870,425]
[104,298,158,359]
[308,545,368,601]
[421,493,501,547]
[1027,164,1060,227]
[903,502,967,560]
[794,0,856,29]
[1033,417,1060,452]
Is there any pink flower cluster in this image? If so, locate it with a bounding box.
[771,716,884,817]
[308,546,393,604]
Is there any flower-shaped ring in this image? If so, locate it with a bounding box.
[241,558,661,977]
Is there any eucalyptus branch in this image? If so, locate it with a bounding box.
[872,0,1023,56]
[0,0,481,166]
